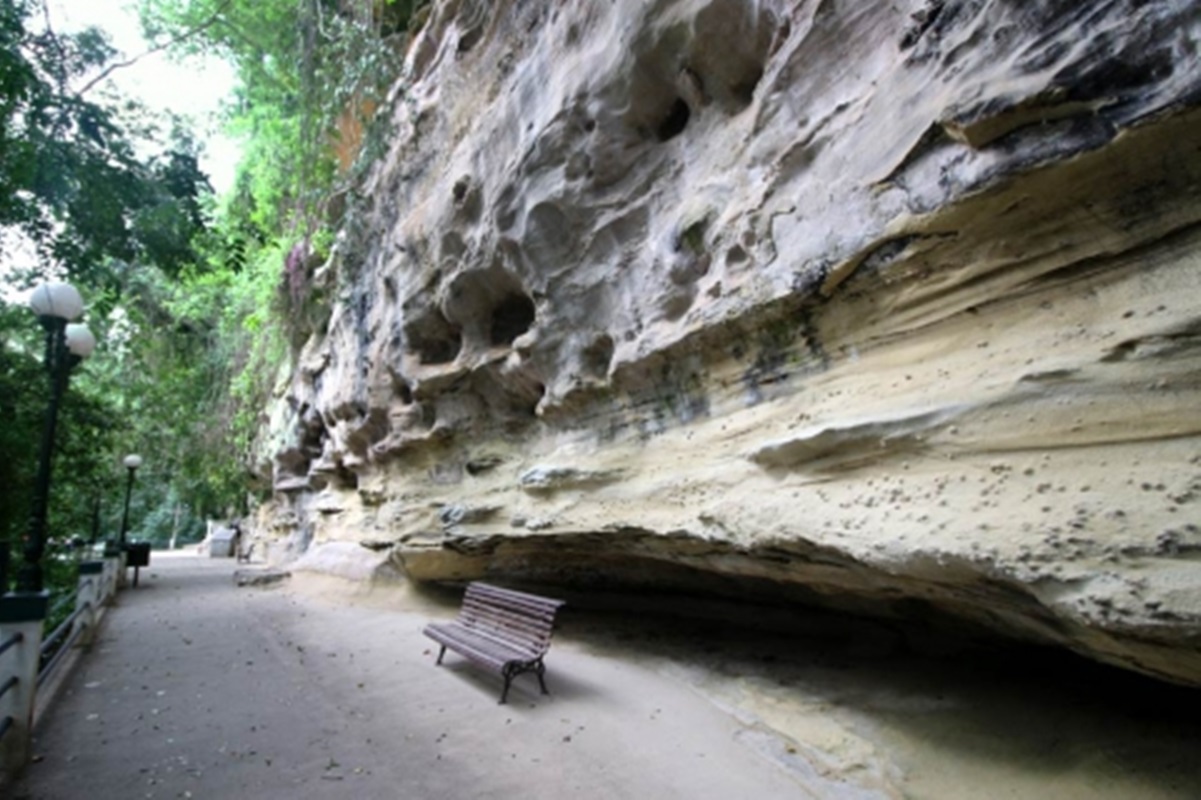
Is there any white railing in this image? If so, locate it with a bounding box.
[0,631,24,741]
[0,554,121,784]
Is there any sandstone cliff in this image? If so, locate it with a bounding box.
[257,0,1201,686]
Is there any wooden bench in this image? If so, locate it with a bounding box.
[423,582,566,704]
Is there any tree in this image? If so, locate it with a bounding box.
[0,0,210,290]
[138,0,421,239]
[0,0,218,590]
[0,297,124,591]
[132,0,423,479]
[0,0,428,593]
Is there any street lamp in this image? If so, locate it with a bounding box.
[14,282,94,594]
[117,454,145,588]
[118,454,143,549]
[64,323,96,359]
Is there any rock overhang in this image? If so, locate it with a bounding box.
[256,0,1201,686]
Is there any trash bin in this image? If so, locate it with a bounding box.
[125,542,151,567]
[124,541,152,588]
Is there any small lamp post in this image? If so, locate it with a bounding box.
[14,282,94,594]
[118,454,143,549]
[118,454,144,588]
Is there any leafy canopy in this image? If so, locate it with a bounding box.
[0,0,217,590]
[0,0,423,595]
[0,0,210,288]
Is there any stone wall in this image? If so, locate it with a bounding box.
[257,0,1201,685]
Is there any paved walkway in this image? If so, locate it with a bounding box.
[11,554,808,800]
[13,553,1201,800]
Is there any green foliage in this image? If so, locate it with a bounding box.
[0,0,425,598]
[0,316,49,551]
[134,0,422,467]
[0,299,125,593]
[125,484,206,547]
[0,0,210,286]
[0,1,221,594]
[140,0,417,239]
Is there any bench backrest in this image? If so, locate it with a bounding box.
[458,582,565,658]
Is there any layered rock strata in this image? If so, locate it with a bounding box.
[257,0,1201,686]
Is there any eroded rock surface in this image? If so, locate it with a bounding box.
[256,0,1201,685]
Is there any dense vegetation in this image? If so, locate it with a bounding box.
[0,0,421,591]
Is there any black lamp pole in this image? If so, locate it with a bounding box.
[118,459,140,549]
[12,283,95,595]
[16,317,76,593]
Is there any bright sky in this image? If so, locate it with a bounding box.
[51,0,241,193]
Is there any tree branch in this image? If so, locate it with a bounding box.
[74,0,236,100]
[38,1,69,99]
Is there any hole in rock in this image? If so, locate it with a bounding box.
[731,66,764,107]
[404,309,463,365]
[688,1,784,113]
[443,266,536,353]
[441,231,467,260]
[490,292,536,347]
[657,97,691,141]
[395,378,413,405]
[457,25,483,54]
[332,464,358,491]
[581,334,615,379]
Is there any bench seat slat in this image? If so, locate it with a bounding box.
[434,619,544,660]
[425,624,526,670]
[426,625,537,663]
[457,623,550,655]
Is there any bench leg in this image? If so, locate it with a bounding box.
[497,662,549,704]
[436,645,446,665]
[500,670,514,705]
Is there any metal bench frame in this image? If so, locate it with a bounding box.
[423,582,565,704]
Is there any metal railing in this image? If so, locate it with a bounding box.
[0,631,22,660]
[0,631,23,743]
[38,610,86,686]
[0,578,99,748]
[37,579,93,687]
[2,565,115,779]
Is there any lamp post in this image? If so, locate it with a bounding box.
[117,451,142,545]
[117,454,143,588]
[118,454,143,549]
[14,282,95,594]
